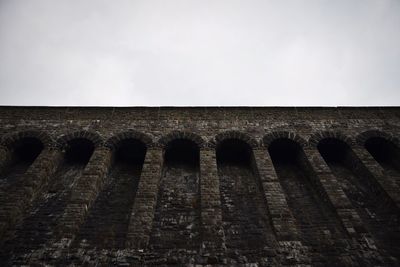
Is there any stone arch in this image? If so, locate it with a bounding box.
[308,131,354,147]
[76,131,149,249]
[105,130,153,150]
[212,130,259,149]
[0,130,50,189]
[1,130,53,149]
[56,130,103,150]
[215,130,274,251]
[356,130,399,147]
[357,130,400,184]
[158,130,205,149]
[267,134,348,252]
[151,131,202,250]
[263,131,307,148]
[317,131,400,257]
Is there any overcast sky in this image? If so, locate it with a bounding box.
[0,0,399,106]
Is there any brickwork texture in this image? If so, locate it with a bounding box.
[0,106,399,266]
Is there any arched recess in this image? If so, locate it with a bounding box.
[76,133,148,249]
[263,131,307,148]
[212,130,259,149]
[308,131,354,148]
[0,130,51,189]
[317,137,400,258]
[1,130,53,149]
[356,130,397,147]
[150,134,201,251]
[105,130,153,149]
[158,130,205,148]
[267,137,347,260]
[54,131,100,181]
[4,133,96,252]
[57,130,103,149]
[357,130,400,182]
[215,133,274,256]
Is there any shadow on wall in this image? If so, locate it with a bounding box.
[0,137,43,188]
[0,138,94,257]
[150,139,201,251]
[318,138,400,259]
[268,138,347,263]
[75,138,146,249]
[365,137,400,184]
[217,138,275,260]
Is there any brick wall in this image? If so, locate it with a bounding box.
[0,106,398,266]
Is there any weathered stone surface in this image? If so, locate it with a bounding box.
[0,106,398,266]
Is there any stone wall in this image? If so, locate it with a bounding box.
[0,106,399,266]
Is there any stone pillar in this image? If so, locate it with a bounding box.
[303,147,367,237]
[0,145,12,175]
[303,147,390,263]
[352,146,400,208]
[0,147,63,240]
[252,149,299,241]
[253,149,310,265]
[16,147,63,200]
[199,147,224,252]
[126,147,163,249]
[57,147,112,238]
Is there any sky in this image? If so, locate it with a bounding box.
[0,0,399,106]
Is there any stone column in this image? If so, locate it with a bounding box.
[303,147,367,237]
[57,147,112,238]
[0,147,63,240]
[199,146,224,252]
[0,145,12,175]
[302,147,388,263]
[352,146,400,208]
[252,149,299,241]
[126,147,163,249]
[253,149,310,265]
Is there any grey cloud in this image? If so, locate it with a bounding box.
[0,0,399,106]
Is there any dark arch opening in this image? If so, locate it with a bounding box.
[114,138,147,165]
[268,138,346,262]
[317,138,400,259]
[64,138,95,165]
[317,138,349,163]
[13,137,44,163]
[268,138,300,163]
[216,138,274,258]
[164,139,200,168]
[75,138,147,249]
[150,138,200,251]
[216,138,252,167]
[0,137,44,187]
[365,137,400,177]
